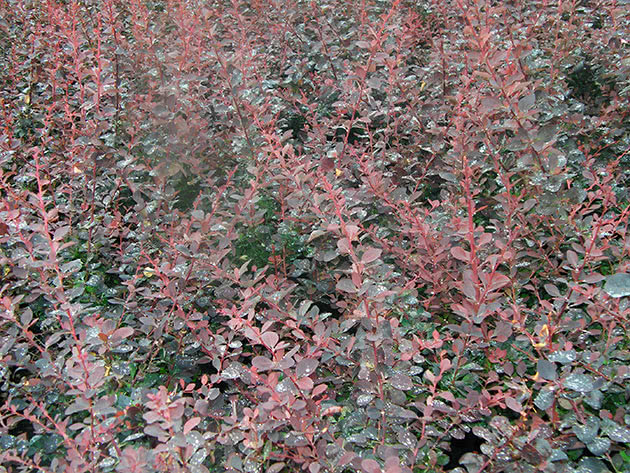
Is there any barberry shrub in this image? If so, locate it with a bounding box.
[1,0,629,472]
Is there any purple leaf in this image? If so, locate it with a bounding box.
[451,246,470,262]
[252,356,274,372]
[505,397,522,413]
[112,327,134,340]
[361,247,382,264]
[544,283,561,297]
[337,238,351,254]
[336,278,357,293]
[361,458,382,473]
[389,373,413,391]
[261,331,279,349]
[183,417,200,435]
[296,358,318,377]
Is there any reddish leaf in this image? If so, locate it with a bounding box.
[462,276,476,300]
[53,225,71,241]
[144,424,167,439]
[384,456,403,473]
[480,96,501,115]
[451,246,470,262]
[544,283,561,297]
[322,406,343,416]
[439,391,456,403]
[492,322,513,342]
[487,273,511,292]
[143,411,162,424]
[505,397,523,413]
[361,458,382,473]
[252,356,274,372]
[268,463,286,473]
[296,358,318,377]
[338,452,357,466]
[583,273,605,284]
[337,238,351,254]
[295,376,314,390]
[261,331,279,349]
[346,225,360,240]
[320,157,335,171]
[112,327,134,340]
[477,232,493,246]
[183,417,200,435]
[361,247,382,264]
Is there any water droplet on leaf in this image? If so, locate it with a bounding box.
[564,373,595,393]
[603,273,630,298]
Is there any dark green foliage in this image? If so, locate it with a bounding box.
[173,174,203,211]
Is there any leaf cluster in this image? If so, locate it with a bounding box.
[1,1,629,473]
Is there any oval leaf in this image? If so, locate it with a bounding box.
[505,397,522,413]
[112,327,134,340]
[451,246,470,262]
[488,273,511,291]
[252,356,274,372]
[296,358,318,377]
[586,437,610,456]
[603,273,630,298]
[295,376,314,391]
[183,416,200,435]
[361,458,382,473]
[389,373,413,391]
[537,359,557,381]
[564,373,595,393]
[261,331,279,349]
[337,238,351,254]
[336,278,357,293]
[361,247,382,264]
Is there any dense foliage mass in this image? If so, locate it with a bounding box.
[1,0,629,471]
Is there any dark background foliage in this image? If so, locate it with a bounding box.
[1,0,629,472]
